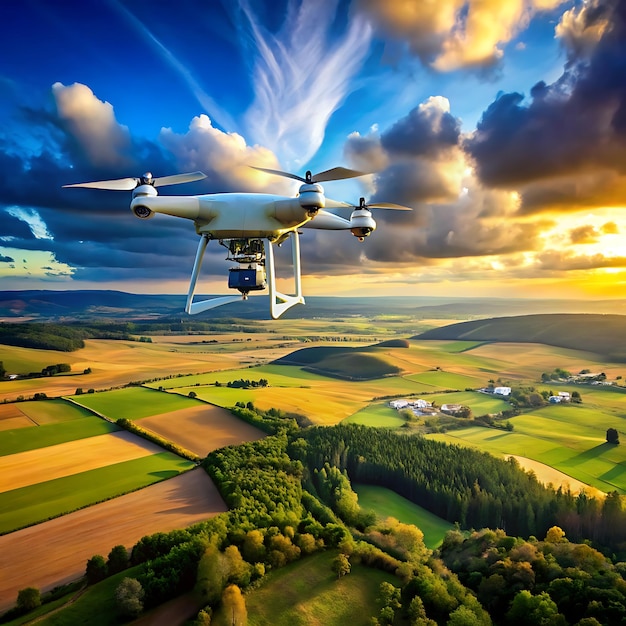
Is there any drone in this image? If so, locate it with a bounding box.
[64,167,411,319]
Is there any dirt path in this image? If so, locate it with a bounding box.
[0,468,227,612]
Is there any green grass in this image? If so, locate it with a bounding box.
[0,453,193,534]
[233,551,398,626]
[428,401,626,494]
[0,418,119,456]
[342,403,407,429]
[429,390,512,415]
[70,386,199,420]
[405,370,484,390]
[37,567,143,626]
[17,398,96,425]
[354,484,454,549]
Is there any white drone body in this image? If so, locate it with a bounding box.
[64,168,410,319]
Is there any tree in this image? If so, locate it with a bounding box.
[85,554,107,584]
[0,361,6,378]
[545,526,566,543]
[16,587,41,612]
[107,544,129,575]
[115,577,144,619]
[188,391,197,398]
[221,584,247,626]
[332,553,351,579]
[607,428,620,444]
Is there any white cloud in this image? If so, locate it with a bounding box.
[6,207,53,240]
[52,82,131,167]
[238,0,372,168]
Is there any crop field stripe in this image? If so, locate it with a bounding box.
[69,386,199,421]
[0,452,194,534]
[17,398,96,426]
[0,432,165,493]
[0,418,119,457]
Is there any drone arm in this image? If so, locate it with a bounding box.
[301,209,352,230]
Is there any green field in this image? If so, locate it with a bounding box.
[0,453,193,534]
[230,551,398,626]
[429,390,512,414]
[17,398,97,425]
[0,418,119,456]
[342,402,407,428]
[70,386,199,420]
[428,400,626,493]
[405,370,484,390]
[354,484,454,549]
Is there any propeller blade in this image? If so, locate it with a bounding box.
[250,166,306,183]
[364,202,412,211]
[153,171,207,187]
[62,178,139,191]
[311,167,366,183]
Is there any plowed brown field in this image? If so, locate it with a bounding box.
[138,404,265,457]
[0,468,227,612]
[0,432,164,492]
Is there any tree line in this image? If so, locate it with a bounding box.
[292,424,626,552]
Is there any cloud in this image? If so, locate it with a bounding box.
[569,225,599,244]
[52,82,133,169]
[0,254,14,263]
[536,249,626,271]
[601,221,619,234]
[5,207,54,240]
[159,115,288,193]
[465,0,626,213]
[355,0,567,71]
[236,0,372,167]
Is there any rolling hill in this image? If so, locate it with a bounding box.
[415,313,626,361]
[273,345,402,380]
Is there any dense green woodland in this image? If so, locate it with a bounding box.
[8,424,626,625]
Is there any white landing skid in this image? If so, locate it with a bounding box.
[184,233,305,319]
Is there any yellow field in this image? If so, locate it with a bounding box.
[0,432,164,492]
[0,403,34,431]
[138,405,266,457]
[0,468,227,612]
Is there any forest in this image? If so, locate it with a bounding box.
[7,422,626,625]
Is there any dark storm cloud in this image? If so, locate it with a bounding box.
[381,105,461,158]
[0,254,14,263]
[465,0,626,213]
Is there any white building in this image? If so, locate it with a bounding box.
[494,386,512,396]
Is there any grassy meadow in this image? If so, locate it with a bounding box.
[354,484,454,549]
[222,550,398,626]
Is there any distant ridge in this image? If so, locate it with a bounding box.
[415,313,626,361]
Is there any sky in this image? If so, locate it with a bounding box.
[1,0,626,302]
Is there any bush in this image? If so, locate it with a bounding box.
[85,555,107,584]
[16,587,41,612]
[115,578,144,619]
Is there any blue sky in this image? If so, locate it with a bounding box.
[1,0,625,301]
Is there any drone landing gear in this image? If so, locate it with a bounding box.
[185,235,241,315]
[184,233,305,319]
[264,234,305,320]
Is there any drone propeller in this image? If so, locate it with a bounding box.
[63,171,207,191]
[344,197,413,211]
[251,166,366,184]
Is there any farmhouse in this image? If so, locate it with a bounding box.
[389,398,432,410]
[494,386,512,396]
[441,403,467,416]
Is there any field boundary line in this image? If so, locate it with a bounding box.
[62,396,116,424]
